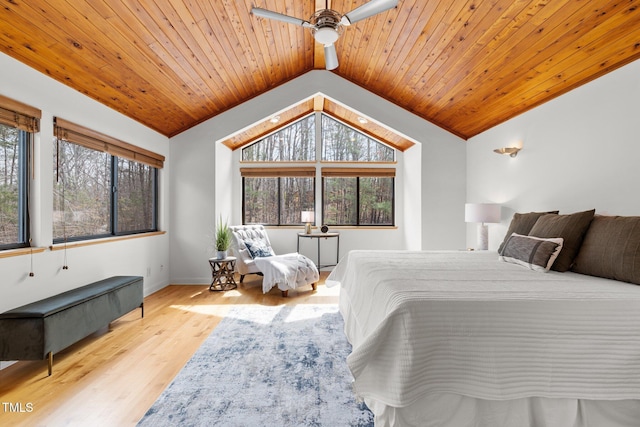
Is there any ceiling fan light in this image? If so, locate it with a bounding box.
[324,44,339,70]
[313,27,339,45]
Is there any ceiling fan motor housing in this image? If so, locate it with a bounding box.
[310,9,343,45]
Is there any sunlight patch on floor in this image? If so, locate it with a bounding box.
[169,304,230,316]
[284,304,338,323]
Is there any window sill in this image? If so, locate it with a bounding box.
[0,247,47,259]
[264,225,398,230]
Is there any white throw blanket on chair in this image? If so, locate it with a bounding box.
[253,253,318,294]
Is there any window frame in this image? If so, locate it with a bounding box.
[0,127,30,250]
[241,167,315,226]
[53,119,161,244]
[239,112,397,228]
[321,170,395,227]
[113,157,159,236]
[320,114,396,163]
[0,95,39,251]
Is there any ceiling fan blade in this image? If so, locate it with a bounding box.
[251,7,311,27]
[341,0,398,26]
[324,44,339,70]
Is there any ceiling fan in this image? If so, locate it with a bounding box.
[251,0,398,71]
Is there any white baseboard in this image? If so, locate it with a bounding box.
[0,360,16,370]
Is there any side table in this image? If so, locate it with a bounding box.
[208,256,238,292]
[297,232,340,269]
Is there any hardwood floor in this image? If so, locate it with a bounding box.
[0,272,338,426]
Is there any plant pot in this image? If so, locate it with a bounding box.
[216,250,228,260]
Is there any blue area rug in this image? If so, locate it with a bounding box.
[137,304,373,427]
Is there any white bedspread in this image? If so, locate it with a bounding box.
[326,250,640,408]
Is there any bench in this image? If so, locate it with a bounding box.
[0,275,143,376]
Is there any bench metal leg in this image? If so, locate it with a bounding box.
[47,352,53,376]
[140,302,144,318]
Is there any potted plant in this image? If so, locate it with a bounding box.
[215,216,232,259]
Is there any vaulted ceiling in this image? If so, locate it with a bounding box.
[1,0,639,141]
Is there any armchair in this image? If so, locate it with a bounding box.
[229,225,319,297]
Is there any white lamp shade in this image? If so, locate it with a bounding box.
[465,203,501,224]
[301,211,315,223]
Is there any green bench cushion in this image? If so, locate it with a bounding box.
[0,276,142,319]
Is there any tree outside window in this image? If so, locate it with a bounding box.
[242,115,315,162]
[0,123,29,248]
[322,176,394,226]
[241,112,395,227]
[53,139,158,242]
[243,175,314,225]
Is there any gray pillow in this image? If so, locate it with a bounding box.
[571,215,640,285]
[498,211,559,253]
[528,209,595,272]
[499,233,564,272]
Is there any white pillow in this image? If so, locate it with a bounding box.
[499,233,564,272]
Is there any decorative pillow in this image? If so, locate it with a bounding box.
[499,233,564,272]
[571,215,640,285]
[244,239,275,259]
[528,209,595,272]
[498,211,559,253]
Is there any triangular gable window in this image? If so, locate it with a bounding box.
[321,115,394,162]
[242,114,315,162]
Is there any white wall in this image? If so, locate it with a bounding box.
[466,59,640,250]
[169,71,467,284]
[0,52,171,312]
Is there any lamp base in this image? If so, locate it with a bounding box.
[305,223,312,234]
[476,223,488,251]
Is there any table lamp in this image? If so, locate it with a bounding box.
[465,203,501,250]
[301,211,314,234]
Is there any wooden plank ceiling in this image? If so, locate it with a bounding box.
[0,0,639,143]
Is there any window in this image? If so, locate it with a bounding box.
[322,168,395,226]
[0,124,30,249]
[53,118,163,243]
[240,112,396,227]
[321,115,394,162]
[242,168,315,226]
[0,95,39,250]
[242,115,315,162]
[116,158,157,233]
[53,140,111,239]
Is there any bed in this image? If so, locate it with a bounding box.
[326,211,640,426]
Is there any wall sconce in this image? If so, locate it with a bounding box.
[493,147,521,157]
[301,211,315,234]
[465,203,501,250]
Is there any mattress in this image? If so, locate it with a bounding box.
[326,250,640,408]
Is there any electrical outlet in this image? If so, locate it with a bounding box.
[146,267,151,277]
